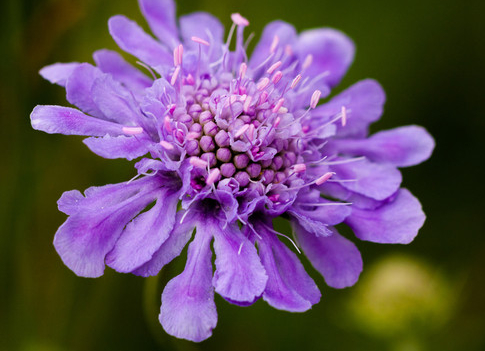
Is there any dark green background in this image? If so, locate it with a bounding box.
[1,0,484,350]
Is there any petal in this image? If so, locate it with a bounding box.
[39,62,80,87]
[105,188,179,273]
[83,134,152,160]
[132,210,195,277]
[31,105,123,136]
[179,12,224,62]
[294,225,363,289]
[330,158,402,201]
[160,222,217,342]
[212,221,267,304]
[53,177,161,277]
[249,21,297,70]
[65,63,105,118]
[93,49,152,92]
[346,188,426,244]
[108,15,171,68]
[138,0,178,49]
[287,209,332,237]
[255,222,321,312]
[312,79,385,138]
[296,28,355,88]
[331,125,435,167]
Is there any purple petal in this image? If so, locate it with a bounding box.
[105,188,179,273]
[287,209,332,237]
[54,177,161,277]
[65,63,105,118]
[160,223,217,342]
[179,12,224,62]
[212,221,267,304]
[138,0,178,49]
[108,15,171,68]
[39,62,80,87]
[249,21,297,70]
[294,225,363,289]
[330,158,402,201]
[256,222,321,312]
[346,188,426,244]
[331,125,435,167]
[132,211,195,277]
[312,79,385,138]
[31,105,123,136]
[83,135,152,160]
[296,28,354,88]
[93,49,152,92]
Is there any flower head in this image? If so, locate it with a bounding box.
[31,0,434,342]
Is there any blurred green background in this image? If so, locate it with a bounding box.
[1,0,484,350]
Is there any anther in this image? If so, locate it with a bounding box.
[315,172,335,185]
[231,13,249,26]
[191,36,210,46]
[164,116,172,133]
[122,126,143,135]
[302,54,313,69]
[170,66,181,86]
[257,77,270,90]
[239,62,247,79]
[272,71,283,84]
[291,74,302,89]
[267,61,282,74]
[341,106,347,126]
[186,131,200,140]
[235,124,249,138]
[177,44,183,65]
[292,164,306,173]
[159,140,174,150]
[310,90,321,109]
[272,98,285,114]
[243,95,252,113]
[270,35,279,53]
[285,44,293,56]
[206,168,221,186]
[189,157,208,169]
[274,116,281,128]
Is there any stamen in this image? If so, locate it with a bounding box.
[159,140,174,150]
[178,44,183,65]
[267,61,282,74]
[302,54,313,69]
[259,91,269,103]
[248,124,255,140]
[257,77,270,90]
[170,66,181,86]
[186,131,200,140]
[278,107,288,114]
[272,98,285,113]
[173,46,180,67]
[270,35,279,53]
[272,71,283,84]
[164,116,172,133]
[310,90,321,109]
[122,126,143,135]
[243,95,252,113]
[235,124,249,138]
[206,168,221,185]
[231,13,249,26]
[285,44,293,56]
[191,36,210,46]
[291,74,302,89]
[292,164,306,173]
[239,62,247,79]
[238,242,244,255]
[315,172,335,185]
[341,106,347,126]
[263,223,301,254]
[186,74,195,85]
[189,156,208,169]
[274,116,281,128]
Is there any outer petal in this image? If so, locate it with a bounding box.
[330,158,402,201]
[39,62,80,87]
[83,135,152,160]
[346,188,426,244]
[108,15,171,68]
[54,177,161,277]
[132,211,195,277]
[296,28,354,88]
[312,79,385,138]
[138,0,178,49]
[294,225,363,289]
[330,125,435,167]
[212,221,267,304]
[160,223,217,342]
[93,49,152,92]
[256,222,321,312]
[249,21,297,70]
[31,105,123,136]
[105,188,179,273]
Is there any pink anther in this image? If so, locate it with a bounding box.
[231,13,249,26]
[164,116,172,133]
[257,77,270,90]
[310,90,321,109]
[302,54,313,69]
[170,66,181,86]
[272,71,283,84]
[206,168,221,185]
[341,106,347,127]
[291,74,302,89]
[243,95,252,113]
[189,157,208,169]
[270,35,279,53]
[267,61,282,74]
[159,140,174,150]
[191,36,210,46]
[186,132,200,140]
[293,164,306,173]
[274,116,281,128]
[272,98,285,114]
[122,126,143,135]
[315,172,335,185]
[239,62,247,79]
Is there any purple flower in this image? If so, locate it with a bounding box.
[31,0,434,342]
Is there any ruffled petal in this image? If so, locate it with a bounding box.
[160,222,217,342]
[346,188,425,244]
[39,62,80,87]
[93,49,152,93]
[108,15,171,68]
[255,222,321,312]
[132,211,195,277]
[294,225,363,289]
[212,221,267,304]
[330,125,435,167]
[65,63,105,118]
[83,135,152,160]
[138,0,179,49]
[105,188,179,273]
[296,28,354,88]
[249,20,297,70]
[330,158,402,201]
[312,79,385,138]
[31,105,123,136]
[53,177,161,277]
